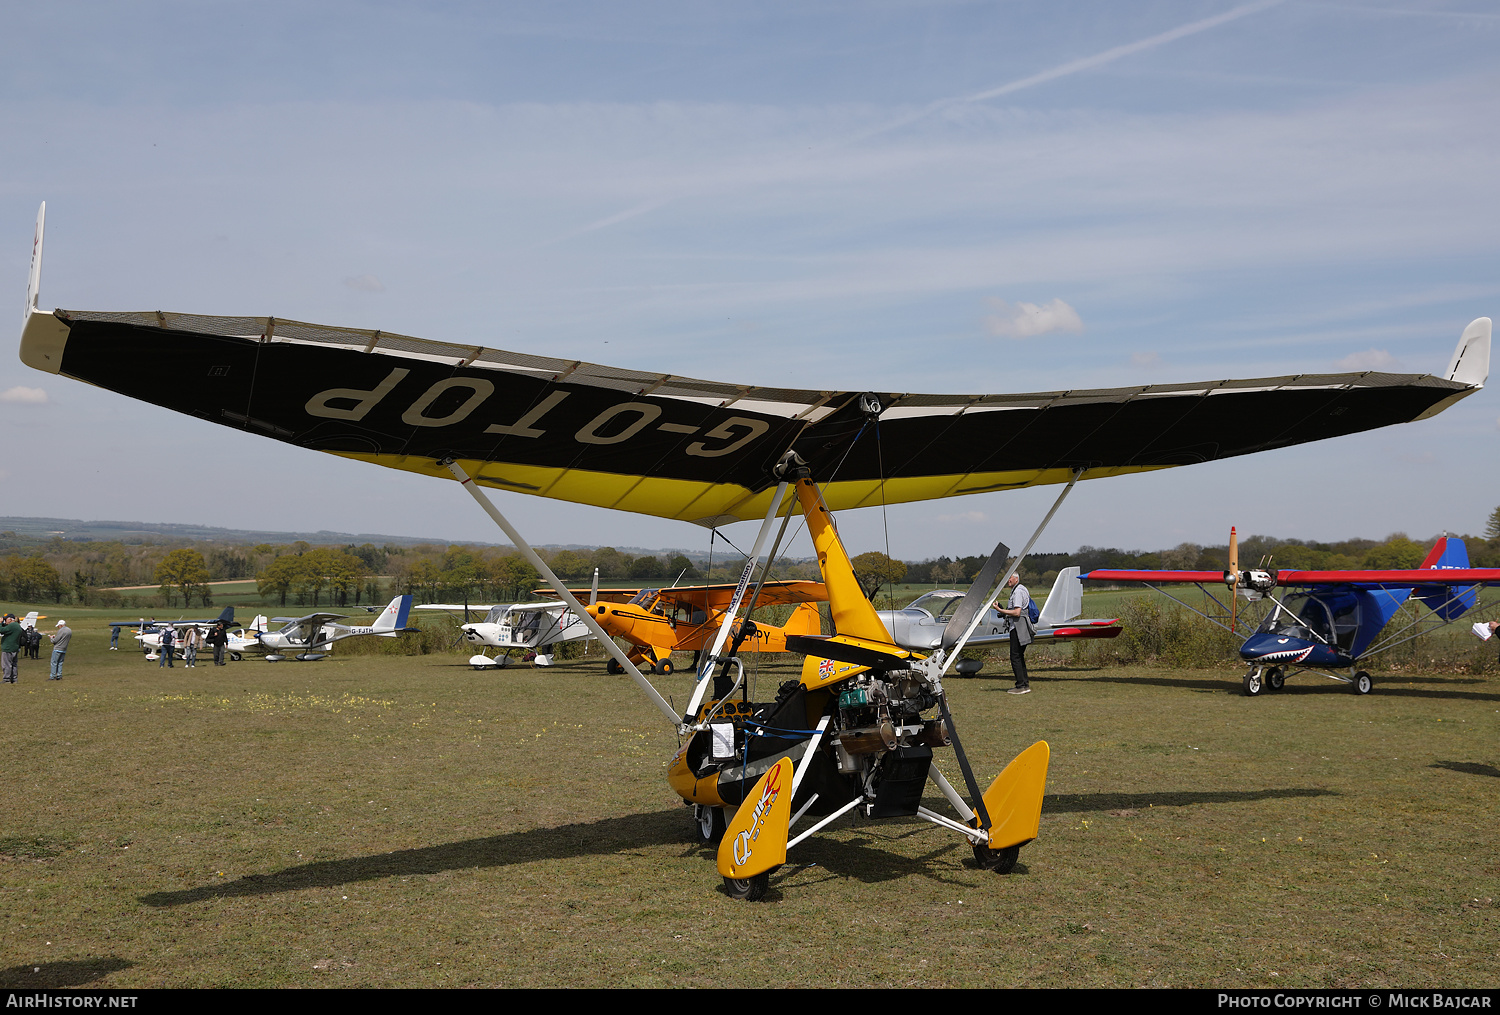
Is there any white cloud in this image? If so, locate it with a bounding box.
[0,386,48,404]
[1130,351,1161,367]
[985,298,1084,340]
[1334,349,1401,371]
[342,274,385,293]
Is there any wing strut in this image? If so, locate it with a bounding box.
[683,477,793,724]
[442,458,679,726]
[937,467,1083,673]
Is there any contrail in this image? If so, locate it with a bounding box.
[550,0,1287,242]
[856,0,1288,141]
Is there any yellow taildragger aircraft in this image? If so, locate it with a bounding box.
[538,580,826,675]
[17,203,1491,898]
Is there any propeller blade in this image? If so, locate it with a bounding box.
[1229,525,1239,632]
[941,539,1011,654]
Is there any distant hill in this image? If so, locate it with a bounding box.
[0,516,721,561]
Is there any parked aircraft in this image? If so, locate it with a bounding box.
[540,580,827,674]
[414,600,593,668]
[1084,533,1500,696]
[111,607,236,657]
[876,567,1120,674]
[255,595,417,661]
[17,203,1493,897]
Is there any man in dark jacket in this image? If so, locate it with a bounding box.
[207,621,229,666]
[0,614,22,683]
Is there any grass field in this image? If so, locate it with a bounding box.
[1,606,1497,988]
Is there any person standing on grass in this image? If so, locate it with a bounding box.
[0,613,22,683]
[182,625,200,668]
[110,625,120,650]
[208,621,228,666]
[47,620,71,680]
[996,572,1033,695]
[158,624,175,668]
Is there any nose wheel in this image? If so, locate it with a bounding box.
[1242,667,1264,696]
[723,872,769,901]
[972,843,1021,874]
[693,805,727,845]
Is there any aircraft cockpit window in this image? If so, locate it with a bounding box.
[1292,595,1336,644]
[1327,593,1360,650]
[628,589,660,608]
[909,591,965,620]
[1259,601,1315,641]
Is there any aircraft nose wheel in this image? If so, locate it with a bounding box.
[1242,668,1264,696]
[693,805,726,845]
[1352,671,1373,695]
[972,843,1021,874]
[723,872,769,901]
[1265,666,1285,692]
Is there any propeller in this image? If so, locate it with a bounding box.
[940,538,1012,655]
[1228,526,1239,632]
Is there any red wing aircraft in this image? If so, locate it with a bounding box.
[1084,533,1500,696]
[538,580,826,675]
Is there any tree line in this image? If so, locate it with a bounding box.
[3,506,1498,608]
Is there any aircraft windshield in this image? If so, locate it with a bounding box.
[1258,593,1356,649]
[908,591,966,620]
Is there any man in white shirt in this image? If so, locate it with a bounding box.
[48,620,72,680]
[996,573,1033,695]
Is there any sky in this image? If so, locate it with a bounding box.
[2,0,1497,563]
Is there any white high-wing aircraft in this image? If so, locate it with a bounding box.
[255,595,416,661]
[137,618,268,661]
[414,602,593,668]
[417,569,599,668]
[875,567,1122,675]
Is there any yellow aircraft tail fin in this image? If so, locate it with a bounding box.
[980,740,1050,849]
[791,475,895,645]
[717,757,793,879]
[782,601,822,638]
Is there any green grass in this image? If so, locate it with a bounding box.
[1,606,1497,988]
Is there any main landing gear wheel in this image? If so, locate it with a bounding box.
[693,805,726,845]
[1243,668,1264,696]
[973,843,1021,874]
[1265,666,1285,692]
[723,872,769,901]
[656,659,674,676]
[1353,671,1373,695]
[230,653,241,662]
[606,658,624,675]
